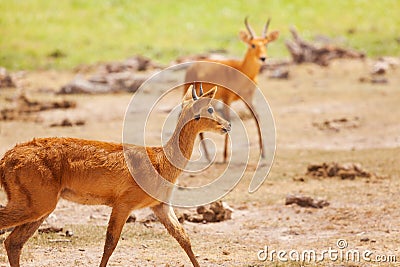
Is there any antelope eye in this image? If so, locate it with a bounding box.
[251,44,256,48]
[194,114,200,120]
[207,107,214,114]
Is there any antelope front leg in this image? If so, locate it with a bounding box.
[151,203,200,267]
[99,205,132,267]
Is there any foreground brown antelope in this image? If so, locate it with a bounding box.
[0,85,230,267]
[185,17,279,162]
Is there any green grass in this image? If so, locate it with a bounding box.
[1,0,399,70]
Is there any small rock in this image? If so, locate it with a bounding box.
[285,194,330,209]
[209,201,224,214]
[48,239,71,243]
[196,206,207,214]
[358,76,368,83]
[327,164,339,177]
[140,213,158,223]
[377,56,400,68]
[126,214,136,223]
[0,227,14,235]
[237,204,248,210]
[203,210,216,222]
[371,77,388,84]
[222,202,234,220]
[49,118,86,127]
[173,210,185,223]
[269,68,289,79]
[183,213,204,223]
[292,176,305,182]
[371,61,389,75]
[89,214,100,220]
[338,170,356,180]
[75,119,86,126]
[65,230,74,237]
[142,222,153,228]
[313,117,360,132]
[38,226,63,234]
[61,119,73,127]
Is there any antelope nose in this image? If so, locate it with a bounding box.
[260,57,266,62]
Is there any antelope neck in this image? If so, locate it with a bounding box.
[161,116,199,182]
[241,50,262,80]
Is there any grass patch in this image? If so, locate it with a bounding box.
[1,0,400,70]
[27,223,172,249]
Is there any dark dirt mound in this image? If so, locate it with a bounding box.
[59,55,161,94]
[49,118,85,127]
[306,162,372,180]
[0,94,76,121]
[312,117,360,132]
[103,55,163,72]
[285,194,329,209]
[182,201,233,223]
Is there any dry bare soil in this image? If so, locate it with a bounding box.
[0,59,399,266]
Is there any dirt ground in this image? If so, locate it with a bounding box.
[0,58,399,266]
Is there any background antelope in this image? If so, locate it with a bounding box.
[0,85,230,267]
[185,17,279,162]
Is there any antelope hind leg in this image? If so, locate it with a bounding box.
[5,217,46,267]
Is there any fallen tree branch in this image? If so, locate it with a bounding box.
[285,27,365,66]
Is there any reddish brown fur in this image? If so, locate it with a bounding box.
[185,18,279,162]
[0,86,230,267]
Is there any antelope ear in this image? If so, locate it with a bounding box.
[183,85,194,102]
[267,30,279,43]
[200,86,217,99]
[239,30,251,44]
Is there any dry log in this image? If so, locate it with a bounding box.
[0,94,76,121]
[285,27,365,66]
[306,162,372,179]
[285,194,329,209]
[59,55,161,95]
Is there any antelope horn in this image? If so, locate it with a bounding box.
[244,16,255,39]
[199,82,204,96]
[262,18,271,38]
[192,83,198,100]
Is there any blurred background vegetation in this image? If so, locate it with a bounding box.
[1,0,399,70]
